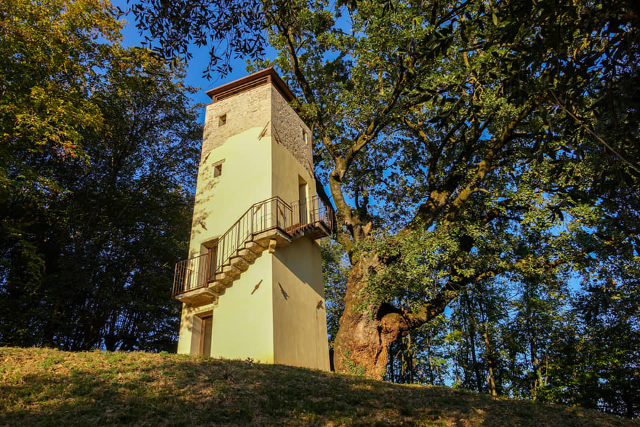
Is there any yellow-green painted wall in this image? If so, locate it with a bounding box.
[272,237,329,369]
[269,105,328,370]
[209,254,275,363]
[189,84,274,258]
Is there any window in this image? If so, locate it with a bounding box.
[211,159,224,178]
[218,114,227,126]
[302,129,308,145]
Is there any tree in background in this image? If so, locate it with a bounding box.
[0,0,202,351]
[321,240,349,344]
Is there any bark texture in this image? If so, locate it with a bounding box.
[333,255,406,379]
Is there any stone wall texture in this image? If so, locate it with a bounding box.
[270,86,313,176]
[201,82,312,176]
[202,83,272,157]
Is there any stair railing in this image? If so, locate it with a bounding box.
[173,252,210,296]
[172,195,335,299]
[172,196,292,298]
[214,196,292,280]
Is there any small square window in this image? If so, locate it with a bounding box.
[218,114,227,126]
[214,164,222,177]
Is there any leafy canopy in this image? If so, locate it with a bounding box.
[0,0,202,351]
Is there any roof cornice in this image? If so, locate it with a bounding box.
[205,67,296,103]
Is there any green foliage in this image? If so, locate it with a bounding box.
[321,239,349,343]
[0,0,201,351]
[541,281,640,417]
[129,0,267,78]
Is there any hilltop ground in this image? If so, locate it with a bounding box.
[0,347,636,427]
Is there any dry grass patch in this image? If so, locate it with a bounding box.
[0,347,637,427]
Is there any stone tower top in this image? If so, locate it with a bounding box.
[202,68,313,175]
[206,67,296,104]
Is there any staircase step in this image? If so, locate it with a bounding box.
[230,256,249,271]
[222,264,241,276]
[238,248,258,262]
[216,272,234,285]
[254,236,271,246]
[245,241,266,254]
[209,281,227,295]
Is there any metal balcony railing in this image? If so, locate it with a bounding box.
[173,252,211,296]
[172,195,334,299]
[290,195,334,235]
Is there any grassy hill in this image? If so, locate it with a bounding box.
[0,347,636,427]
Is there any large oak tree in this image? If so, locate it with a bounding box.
[131,0,639,377]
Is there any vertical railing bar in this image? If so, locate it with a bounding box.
[172,264,177,296]
[204,250,209,284]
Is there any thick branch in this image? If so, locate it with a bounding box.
[385,257,564,334]
[442,101,536,225]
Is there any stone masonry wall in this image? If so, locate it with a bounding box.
[270,86,313,176]
[201,84,272,159]
[200,82,313,175]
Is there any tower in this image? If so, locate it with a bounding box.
[172,68,333,370]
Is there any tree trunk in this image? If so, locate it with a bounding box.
[477,287,498,396]
[332,255,405,379]
[426,331,435,384]
[465,293,484,393]
[483,329,498,396]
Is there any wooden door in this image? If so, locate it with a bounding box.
[200,315,213,356]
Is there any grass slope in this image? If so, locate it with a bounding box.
[0,347,636,427]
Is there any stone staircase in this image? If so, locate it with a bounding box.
[207,231,288,297]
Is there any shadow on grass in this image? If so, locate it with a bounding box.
[0,348,635,427]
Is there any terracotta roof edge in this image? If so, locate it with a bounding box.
[205,68,296,103]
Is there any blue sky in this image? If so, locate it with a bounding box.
[112,0,262,110]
